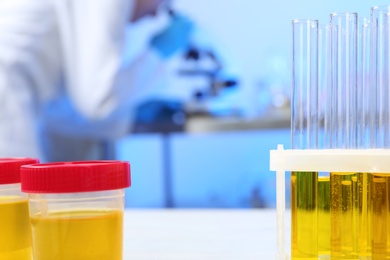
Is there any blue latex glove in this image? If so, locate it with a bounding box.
[150,14,194,59]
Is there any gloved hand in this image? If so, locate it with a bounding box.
[150,13,194,59]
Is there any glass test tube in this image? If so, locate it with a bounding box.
[358,17,375,149]
[291,19,318,150]
[356,172,372,259]
[357,17,373,260]
[371,174,390,259]
[318,175,330,258]
[317,23,331,259]
[330,12,358,150]
[318,24,332,149]
[291,19,318,259]
[371,6,390,259]
[329,12,359,259]
[371,5,390,149]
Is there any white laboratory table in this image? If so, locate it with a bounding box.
[123,209,278,260]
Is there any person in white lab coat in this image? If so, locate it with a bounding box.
[0,0,193,161]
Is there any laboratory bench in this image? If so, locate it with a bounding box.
[117,127,290,208]
[184,110,290,133]
[117,128,290,208]
[123,209,278,259]
[133,111,290,135]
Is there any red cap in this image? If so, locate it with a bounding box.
[21,160,131,193]
[0,158,40,184]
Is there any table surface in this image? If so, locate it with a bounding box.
[123,209,278,260]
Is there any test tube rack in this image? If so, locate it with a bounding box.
[270,145,390,260]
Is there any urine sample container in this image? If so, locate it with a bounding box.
[20,160,131,260]
[0,158,39,260]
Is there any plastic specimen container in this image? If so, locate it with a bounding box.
[0,158,39,260]
[20,160,131,260]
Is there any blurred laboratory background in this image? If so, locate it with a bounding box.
[0,0,377,208]
[116,0,377,208]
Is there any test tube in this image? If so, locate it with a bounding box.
[318,175,330,258]
[371,5,390,149]
[357,17,372,260]
[358,17,374,149]
[291,18,318,259]
[317,23,331,259]
[318,24,332,149]
[291,19,318,150]
[356,171,372,259]
[329,12,359,259]
[371,173,390,259]
[371,6,390,259]
[330,12,358,150]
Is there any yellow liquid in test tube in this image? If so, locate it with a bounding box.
[357,173,371,259]
[371,174,390,260]
[31,210,123,260]
[318,176,330,258]
[0,197,32,260]
[291,171,318,259]
[330,173,358,259]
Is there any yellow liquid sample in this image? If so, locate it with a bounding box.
[357,173,371,259]
[291,171,318,259]
[318,176,330,258]
[371,174,390,260]
[0,197,32,260]
[330,173,358,259]
[31,210,123,260]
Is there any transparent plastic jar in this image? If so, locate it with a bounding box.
[0,158,39,260]
[20,160,131,260]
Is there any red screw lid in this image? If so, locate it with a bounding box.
[21,160,131,193]
[0,158,40,184]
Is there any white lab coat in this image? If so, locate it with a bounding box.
[0,0,165,160]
